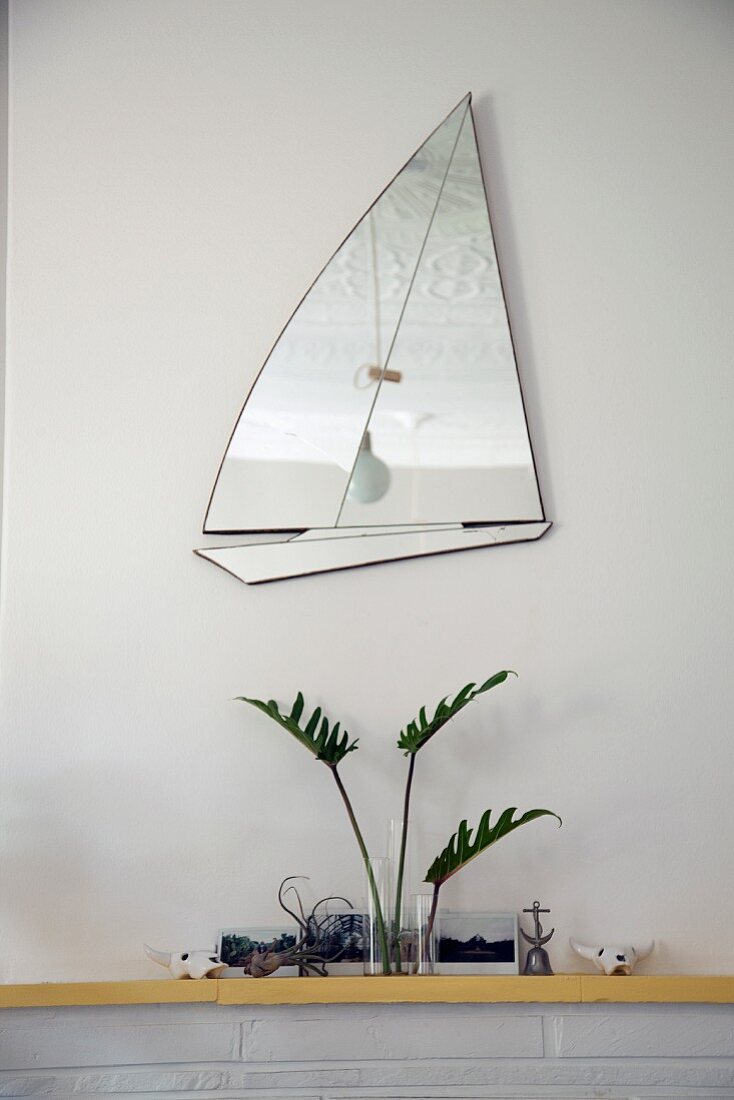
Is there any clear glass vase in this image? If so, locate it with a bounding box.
[363,856,392,976]
[411,892,438,974]
[387,818,412,973]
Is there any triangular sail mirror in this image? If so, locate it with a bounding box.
[196,94,550,584]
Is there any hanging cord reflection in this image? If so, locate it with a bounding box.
[352,212,401,390]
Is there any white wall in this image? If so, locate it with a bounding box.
[1,0,733,982]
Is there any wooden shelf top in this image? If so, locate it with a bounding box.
[1,974,734,1009]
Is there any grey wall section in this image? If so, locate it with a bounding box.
[0,1002,733,1097]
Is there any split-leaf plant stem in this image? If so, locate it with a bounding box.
[238,674,561,976]
[236,692,390,972]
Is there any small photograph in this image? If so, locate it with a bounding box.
[318,910,366,975]
[437,911,519,974]
[217,927,299,978]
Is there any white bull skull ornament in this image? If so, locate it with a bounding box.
[144,944,227,980]
[570,938,654,975]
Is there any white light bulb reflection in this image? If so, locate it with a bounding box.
[346,432,391,504]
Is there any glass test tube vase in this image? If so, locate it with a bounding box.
[363,856,393,976]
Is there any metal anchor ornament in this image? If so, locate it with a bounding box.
[521,900,555,975]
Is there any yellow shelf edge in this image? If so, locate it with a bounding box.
[1,974,733,1009]
[581,974,734,1004]
[0,979,218,1008]
[216,974,582,1005]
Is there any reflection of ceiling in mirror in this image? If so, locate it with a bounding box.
[227,226,523,469]
[308,232,502,314]
[378,124,484,231]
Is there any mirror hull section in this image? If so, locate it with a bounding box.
[195,522,551,585]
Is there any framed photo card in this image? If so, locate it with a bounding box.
[437,911,519,974]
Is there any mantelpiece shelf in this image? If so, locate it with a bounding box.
[218,975,579,1005]
[1,975,733,1009]
[580,975,734,1003]
[0,979,217,1008]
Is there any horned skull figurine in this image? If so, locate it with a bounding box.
[570,938,654,975]
[144,944,227,980]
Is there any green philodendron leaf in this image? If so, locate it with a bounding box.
[237,691,359,766]
[424,806,562,886]
[396,671,516,755]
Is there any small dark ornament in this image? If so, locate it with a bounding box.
[242,877,359,978]
[521,900,555,975]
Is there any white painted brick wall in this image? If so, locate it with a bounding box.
[0,1002,732,1098]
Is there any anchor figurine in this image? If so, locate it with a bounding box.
[521,900,555,975]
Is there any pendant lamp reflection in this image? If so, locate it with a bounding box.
[346,432,390,504]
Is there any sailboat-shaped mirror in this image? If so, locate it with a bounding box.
[196,94,550,584]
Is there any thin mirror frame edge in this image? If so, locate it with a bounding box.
[195,92,552,580]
